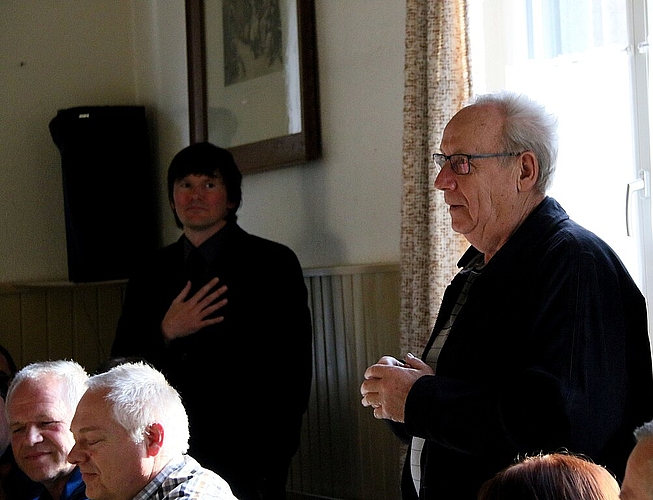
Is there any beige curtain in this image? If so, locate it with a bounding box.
[400,0,472,357]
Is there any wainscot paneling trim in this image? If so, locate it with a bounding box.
[288,263,401,500]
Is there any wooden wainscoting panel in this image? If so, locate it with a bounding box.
[95,285,126,366]
[44,288,75,362]
[71,287,103,372]
[0,281,127,371]
[288,264,402,500]
[0,292,25,366]
[19,291,51,364]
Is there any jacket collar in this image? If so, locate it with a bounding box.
[457,196,569,270]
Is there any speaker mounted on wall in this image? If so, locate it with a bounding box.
[49,106,158,283]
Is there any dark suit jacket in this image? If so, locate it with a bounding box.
[112,222,313,497]
[397,197,653,499]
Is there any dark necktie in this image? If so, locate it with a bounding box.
[185,247,207,295]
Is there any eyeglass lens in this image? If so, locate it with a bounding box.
[450,155,469,174]
[434,154,469,174]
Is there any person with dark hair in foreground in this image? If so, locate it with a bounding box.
[112,142,313,500]
[477,452,620,500]
[360,91,653,499]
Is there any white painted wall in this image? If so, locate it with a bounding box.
[0,0,405,281]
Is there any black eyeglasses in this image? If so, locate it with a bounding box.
[432,152,524,175]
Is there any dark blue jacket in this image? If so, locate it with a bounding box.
[32,467,86,500]
[399,197,653,499]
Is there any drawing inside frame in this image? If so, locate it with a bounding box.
[222,0,284,86]
[205,0,301,149]
[186,0,321,174]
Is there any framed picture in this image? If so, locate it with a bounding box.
[186,0,321,174]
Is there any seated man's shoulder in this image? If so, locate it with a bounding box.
[162,456,237,499]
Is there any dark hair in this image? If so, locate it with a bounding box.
[0,344,17,400]
[477,452,619,500]
[94,356,150,375]
[0,345,17,377]
[167,142,243,228]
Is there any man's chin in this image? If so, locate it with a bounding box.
[449,219,466,234]
[183,220,227,233]
[448,211,472,233]
[80,472,99,490]
[25,463,75,484]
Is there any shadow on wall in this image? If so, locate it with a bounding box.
[296,165,346,266]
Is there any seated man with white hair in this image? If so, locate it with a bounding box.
[68,361,237,500]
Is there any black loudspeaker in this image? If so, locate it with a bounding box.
[49,106,158,283]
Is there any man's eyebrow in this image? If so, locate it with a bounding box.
[10,414,62,424]
[74,425,103,434]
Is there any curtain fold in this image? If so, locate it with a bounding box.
[400,0,472,357]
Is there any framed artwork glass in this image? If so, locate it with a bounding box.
[186,0,321,174]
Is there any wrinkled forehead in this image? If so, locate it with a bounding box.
[8,377,73,421]
[440,104,505,153]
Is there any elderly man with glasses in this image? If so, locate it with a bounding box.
[361,91,653,500]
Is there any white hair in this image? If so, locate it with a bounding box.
[6,359,89,417]
[470,91,559,192]
[87,362,189,458]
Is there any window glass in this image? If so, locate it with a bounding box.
[469,0,644,288]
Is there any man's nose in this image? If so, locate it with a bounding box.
[434,164,456,190]
[190,185,207,199]
[25,426,43,445]
[67,442,81,464]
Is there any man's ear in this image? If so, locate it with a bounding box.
[517,151,539,192]
[144,423,164,457]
